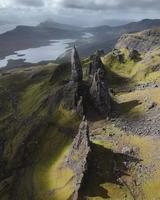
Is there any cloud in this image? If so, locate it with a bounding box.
[14,0,44,7]
[0,0,160,11]
[0,0,159,27]
[61,0,160,11]
[0,0,44,8]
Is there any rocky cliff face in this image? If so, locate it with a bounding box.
[89,51,111,116]
[90,68,111,115]
[64,47,112,117]
[88,50,104,76]
[115,28,160,52]
[66,117,91,200]
[63,46,85,117]
[64,47,112,199]
[71,45,83,83]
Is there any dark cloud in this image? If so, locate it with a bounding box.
[14,0,44,7]
[0,0,159,27]
[61,0,160,11]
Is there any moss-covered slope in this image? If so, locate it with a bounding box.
[0,63,81,200]
[0,27,160,200]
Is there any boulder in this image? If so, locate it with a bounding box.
[121,146,133,155]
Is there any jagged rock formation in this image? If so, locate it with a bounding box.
[63,46,85,116]
[63,82,87,116]
[88,50,104,76]
[64,46,112,117]
[66,117,91,200]
[71,45,83,82]
[88,50,111,115]
[90,68,111,115]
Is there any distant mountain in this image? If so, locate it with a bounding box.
[78,19,160,56]
[0,19,160,62]
[87,19,160,34]
[39,20,83,31]
[118,19,160,33]
[0,24,83,59]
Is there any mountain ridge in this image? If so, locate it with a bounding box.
[0,18,160,62]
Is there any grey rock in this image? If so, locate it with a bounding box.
[76,96,84,117]
[121,146,133,155]
[90,68,111,116]
[63,82,85,116]
[88,50,104,76]
[71,45,83,82]
[66,117,91,200]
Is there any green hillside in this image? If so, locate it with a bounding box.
[0,28,160,200]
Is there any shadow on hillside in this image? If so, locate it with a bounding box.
[105,67,130,87]
[84,94,141,122]
[112,99,142,116]
[79,143,141,199]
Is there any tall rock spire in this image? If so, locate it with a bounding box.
[71,45,83,82]
[87,50,112,116]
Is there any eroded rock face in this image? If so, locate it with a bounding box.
[63,81,86,117]
[76,96,84,117]
[64,47,112,117]
[90,68,111,116]
[66,117,91,200]
[115,28,160,52]
[88,50,104,76]
[71,46,83,82]
[63,46,85,116]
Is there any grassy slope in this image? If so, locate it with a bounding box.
[102,47,160,86]
[0,45,160,200]
[79,47,160,199]
[81,90,160,199]
[86,120,160,200]
[0,63,80,200]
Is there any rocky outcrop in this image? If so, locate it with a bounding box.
[115,28,160,52]
[90,68,111,115]
[129,49,141,62]
[66,117,91,200]
[64,47,112,117]
[87,51,111,116]
[112,48,124,63]
[63,81,88,116]
[71,45,83,83]
[88,50,104,76]
[63,46,85,116]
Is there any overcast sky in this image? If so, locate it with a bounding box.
[0,0,159,26]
